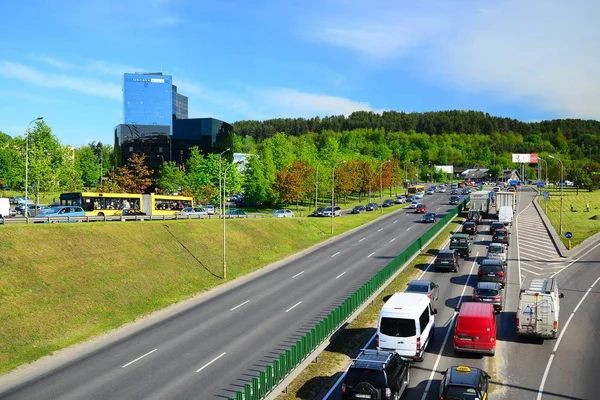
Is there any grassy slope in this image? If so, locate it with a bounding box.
[0,209,401,374]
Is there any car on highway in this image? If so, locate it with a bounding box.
[493,228,510,246]
[478,258,506,287]
[225,209,246,216]
[486,242,507,265]
[461,188,471,195]
[382,199,395,207]
[322,206,342,217]
[365,202,379,211]
[489,221,505,235]
[273,209,294,218]
[404,280,440,306]
[462,221,478,235]
[351,205,366,214]
[395,195,407,204]
[439,365,490,400]
[311,207,326,217]
[422,212,437,223]
[406,195,414,202]
[38,206,85,221]
[438,186,446,193]
[434,249,460,272]
[454,303,497,356]
[414,191,424,199]
[473,281,504,312]
[415,203,427,213]
[466,211,482,224]
[449,195,459,205]
[341,349,411,400]
[426,187,436,195]
[204,205,217,215]
[450,233,472,258]
[409,200,419,209]
[178,207,207,216]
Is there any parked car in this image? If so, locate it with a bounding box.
[322,206,342,217]
[365,202,379,211]
[311,207,326,217]
[486,242,508,265]
[477,258,507,287]
[422,212,437,223]
[382,199,395,207]
[351,205,366,214]
[462,221,478,235]
[226,209,246,216]
[273,209,294,218]
[434,249,460,272]
[473,281,504,312]
[404,280,440,306]
[395,195,407,204]
[439,366,490,400]
[415,203,427,213]
[178,207,207,215]
[489,221,505,235]
[493,229,510,246]
[341,349,410,400]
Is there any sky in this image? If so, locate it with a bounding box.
[0,0,598,147]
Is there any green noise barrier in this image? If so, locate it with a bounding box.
[228,199,467,400]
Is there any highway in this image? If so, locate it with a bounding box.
[0,192,457,399]
[325,187,600,400]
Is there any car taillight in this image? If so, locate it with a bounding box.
[554,321,558,330]
[478,271,485,275]
[416,337,421,352]
[498,271,505,277]
[493,295,502,300]
[516,317,520,327]
[385,388,392,399]
[454,258,457,263]
[473,295,480,300]
[434,257,438,263]
[428,294,432,299]
[341,383,346,393]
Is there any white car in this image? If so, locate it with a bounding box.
[273,209,294,218]
[438,187,446,193]
[410,201,419,209]
[322,206,342,217]
[178,207,208,216]
[395,196,407,204]
[204,205,217,215]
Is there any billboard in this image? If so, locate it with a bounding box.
[435,165,454,174]
[512,153,539,163]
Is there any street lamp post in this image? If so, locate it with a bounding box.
[315,165,319,211]
[25,116,44,217]
[539,157,549,214]
[331,160,346,235]
[379,160,391,213]
[218,148,230,217]
[548,155,564,236]
[222,160,241,279]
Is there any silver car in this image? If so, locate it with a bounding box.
[404,280,440,307]
[473,281,503,312]
[486,242,507,265]
[273,209,294,218]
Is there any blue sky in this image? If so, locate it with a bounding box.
[1,0,598,147]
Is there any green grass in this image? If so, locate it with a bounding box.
[0,204,408,374]
[275,216,465,400]
[537,188,600,247]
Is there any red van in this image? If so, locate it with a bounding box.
[453,302,496,356]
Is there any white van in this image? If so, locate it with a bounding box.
[498,206,513,225]
[376,292,437,361]
[517,278,564,339]
[0,197,10,218]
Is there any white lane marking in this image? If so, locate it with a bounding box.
[122,349,158,368]
[517,202,531,216]
[521,268,542,276]
[285,301,302,313]
[436,206,441,210]
[359,237,366,242]
[516,211,523,288]
[536,275,600,399]
[550,241,600,278]
[378,228,383,232]
[420,253,479,400]
[389,238,396,243]
[196,352,227,373]
[331,251,340,258]
[406,227,411,231]
[520,261,564,270]
[230,300,250,311]
[335,271,347,279]
[367,252,375,258]
[292,271,305,279]
[416,222,464,280]
[393,220,398,224]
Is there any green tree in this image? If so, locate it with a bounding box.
[76,146,100,187]
[242,155,271,205]
[157,161,185,194]
[184,147,212,197]
[568,166,593,194]
[112,153,154,193]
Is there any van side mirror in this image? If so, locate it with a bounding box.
[432,308,438,315]
[559,293,564,298]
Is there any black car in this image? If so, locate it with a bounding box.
[489,221,506,235]
[342,349,411,400]
[477,258,506,287]
[461,188,471,195]
[449,196,459,205]
[422,212,437,223]
[435,249,459,272]
[493,229,510,246]
[365,202,379,211]
[450,189,459,195]
[351,205,366,214]
[439,366,490,400]
[311,207,326,217]
[462,221,477,235]
[382,199,395,207]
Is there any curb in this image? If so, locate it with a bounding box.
[530,193,570,258]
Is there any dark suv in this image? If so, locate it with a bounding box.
[342,349,411,400]
[477,258,506,288]
[489,221,505,235]
[462,221,477,235]
[493,229,510,246]
[435,249,460,272]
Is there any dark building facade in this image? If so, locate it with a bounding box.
[172,118,233,164]
[113,124,171,174]
[172,85,188,120]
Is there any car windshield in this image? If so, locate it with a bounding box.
[42,207,62,214]
[477,288,499,296]
[445,385,479,400]
[480,264,502,272]
[465,223,475,227]
[438,252,454,259]
[488,246,503,254]
[380,317,416,337]
[406,283,429,293]
[495,231,507,237]
[451,238,467,244]
[345,369,386,388]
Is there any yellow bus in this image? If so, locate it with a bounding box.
[60,192,143,216]
[60,192,194,216]
[143,194,193,215]
[407,185,425,195]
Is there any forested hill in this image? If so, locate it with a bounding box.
[233,110,600,142]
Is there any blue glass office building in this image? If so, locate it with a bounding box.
[123,73,173,131]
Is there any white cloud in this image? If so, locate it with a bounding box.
[0,61,121,101]
[304,0,600,119]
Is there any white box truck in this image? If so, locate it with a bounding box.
[0,197,10,218]
[516,279,564,339]
[469,190,491,217]
[498,206,513,226]
[495,191,515,213]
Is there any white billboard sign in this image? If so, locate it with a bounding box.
[435,165,454,174]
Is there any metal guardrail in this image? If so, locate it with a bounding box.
[0,213,270,225]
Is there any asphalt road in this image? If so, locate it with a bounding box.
[0,192,457,399]
[326,187,600,400]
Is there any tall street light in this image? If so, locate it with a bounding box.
[222,160,242,279]
[314,165,319,211]
[25,116,44,217]
[218,148,230,216]
[331,160,346,235]
[539,156,549,214]
[548,155,564,236]
[379,160,391,213]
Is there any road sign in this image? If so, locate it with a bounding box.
[537,182,545,188]
[543,191,550,201]
[565,231,573,239]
